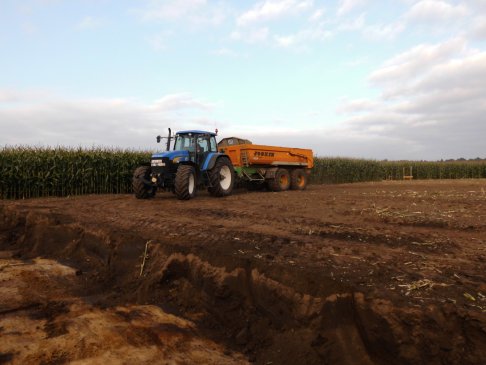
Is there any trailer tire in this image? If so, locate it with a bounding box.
[267,168,290,192]
[175,165,197,200]
[208,157,235,197]
[290,169,308,190]
[133,166,156,199]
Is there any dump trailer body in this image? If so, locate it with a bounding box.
[220,144,313,169]
[218,143,313,191]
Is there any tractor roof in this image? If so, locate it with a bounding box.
[176,130,217,136]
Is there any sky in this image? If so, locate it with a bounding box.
[1,0,485,160]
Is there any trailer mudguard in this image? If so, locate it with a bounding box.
[264,167,279,179]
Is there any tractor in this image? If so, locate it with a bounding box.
[133,129,235,200]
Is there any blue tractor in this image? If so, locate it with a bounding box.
[133,129,235,200]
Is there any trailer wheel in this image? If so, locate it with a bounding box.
[290,169,308,190]
[133,166,156,199]
[267,168,290,192]
[208,157,235,197]
[175,165,197,200]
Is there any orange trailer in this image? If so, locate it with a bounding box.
[218,138,313,191]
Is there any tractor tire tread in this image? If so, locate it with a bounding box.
[175,165,196,200]
[133,166,155,199]
[208,157,235,197]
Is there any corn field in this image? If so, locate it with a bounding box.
[310,157,384,184]
[1,147,486,199]
[380,160,486,180]
[0,147,150,199]
[310,157,486,184]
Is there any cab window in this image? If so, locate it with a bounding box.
[210,137,217,152]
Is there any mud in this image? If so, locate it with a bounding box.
[1,180,485,364]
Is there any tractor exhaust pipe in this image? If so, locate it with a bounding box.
[166,128,172,151]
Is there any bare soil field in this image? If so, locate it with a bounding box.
[1,180,485,365]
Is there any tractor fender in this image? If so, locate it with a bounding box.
[203,153,230,171]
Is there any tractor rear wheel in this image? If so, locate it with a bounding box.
[267,168,290,192]
[133,166,156,199]
[290,169,308,190]
[175,165,197,200]
[208,157,235,197]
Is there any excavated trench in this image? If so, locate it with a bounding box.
[2,203,483,365]
[0,206,398,365]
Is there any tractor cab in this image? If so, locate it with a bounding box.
[173,131,218,165]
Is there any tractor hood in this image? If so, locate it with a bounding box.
[152,150,190,162]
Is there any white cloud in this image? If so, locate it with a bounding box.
[152,93,215,111]
[335,1,478,41]
[369,37,471,94]
[405,0,469,24]
[140,0,206,20]
[237,0,313,26]
[0,91,220,149]
[309,8,324,22]
[146,31,173,51]
[336,98,379,114]
[139,0,227,26]
[470,16,486,40]
[77,16,104,30]
[231,27,269,43]
[337,13,365,31]
[361,21,406,40]
[274,24,333,48]
[210,48,244,58]
[337,38,486,159]
[337,0,367,16]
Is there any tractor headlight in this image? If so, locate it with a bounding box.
[172,157,181,163]
[151,159,165,167]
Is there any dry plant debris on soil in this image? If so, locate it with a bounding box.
[0,180,485,365]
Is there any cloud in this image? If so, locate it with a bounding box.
[369,37,470,92]
[231,27,269,43]
[336,0,367,16]
[470,16,486,40]
[309,8,325,22]
[335,1,478,41]
[210,48,247,58]
[337,38,486,159]
[140,0,206,20]
[76,16,104,30]
[138,0,227,26]
[146,31,173,51]
[360,21,406,40]
[237,0,313,26]
[274,24,333,48]
[0,91,220,149]
[405,0,469,24]
[152,93,215,111]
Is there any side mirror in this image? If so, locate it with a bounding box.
[156,135,161,143]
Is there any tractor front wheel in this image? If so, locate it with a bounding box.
[175,165,197,200]
[208,157,235,197]
[267,168,290,192]
[133,166,156,199]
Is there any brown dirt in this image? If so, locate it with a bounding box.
[1,180,485,365]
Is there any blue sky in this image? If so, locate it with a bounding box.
[1,0,486,159]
